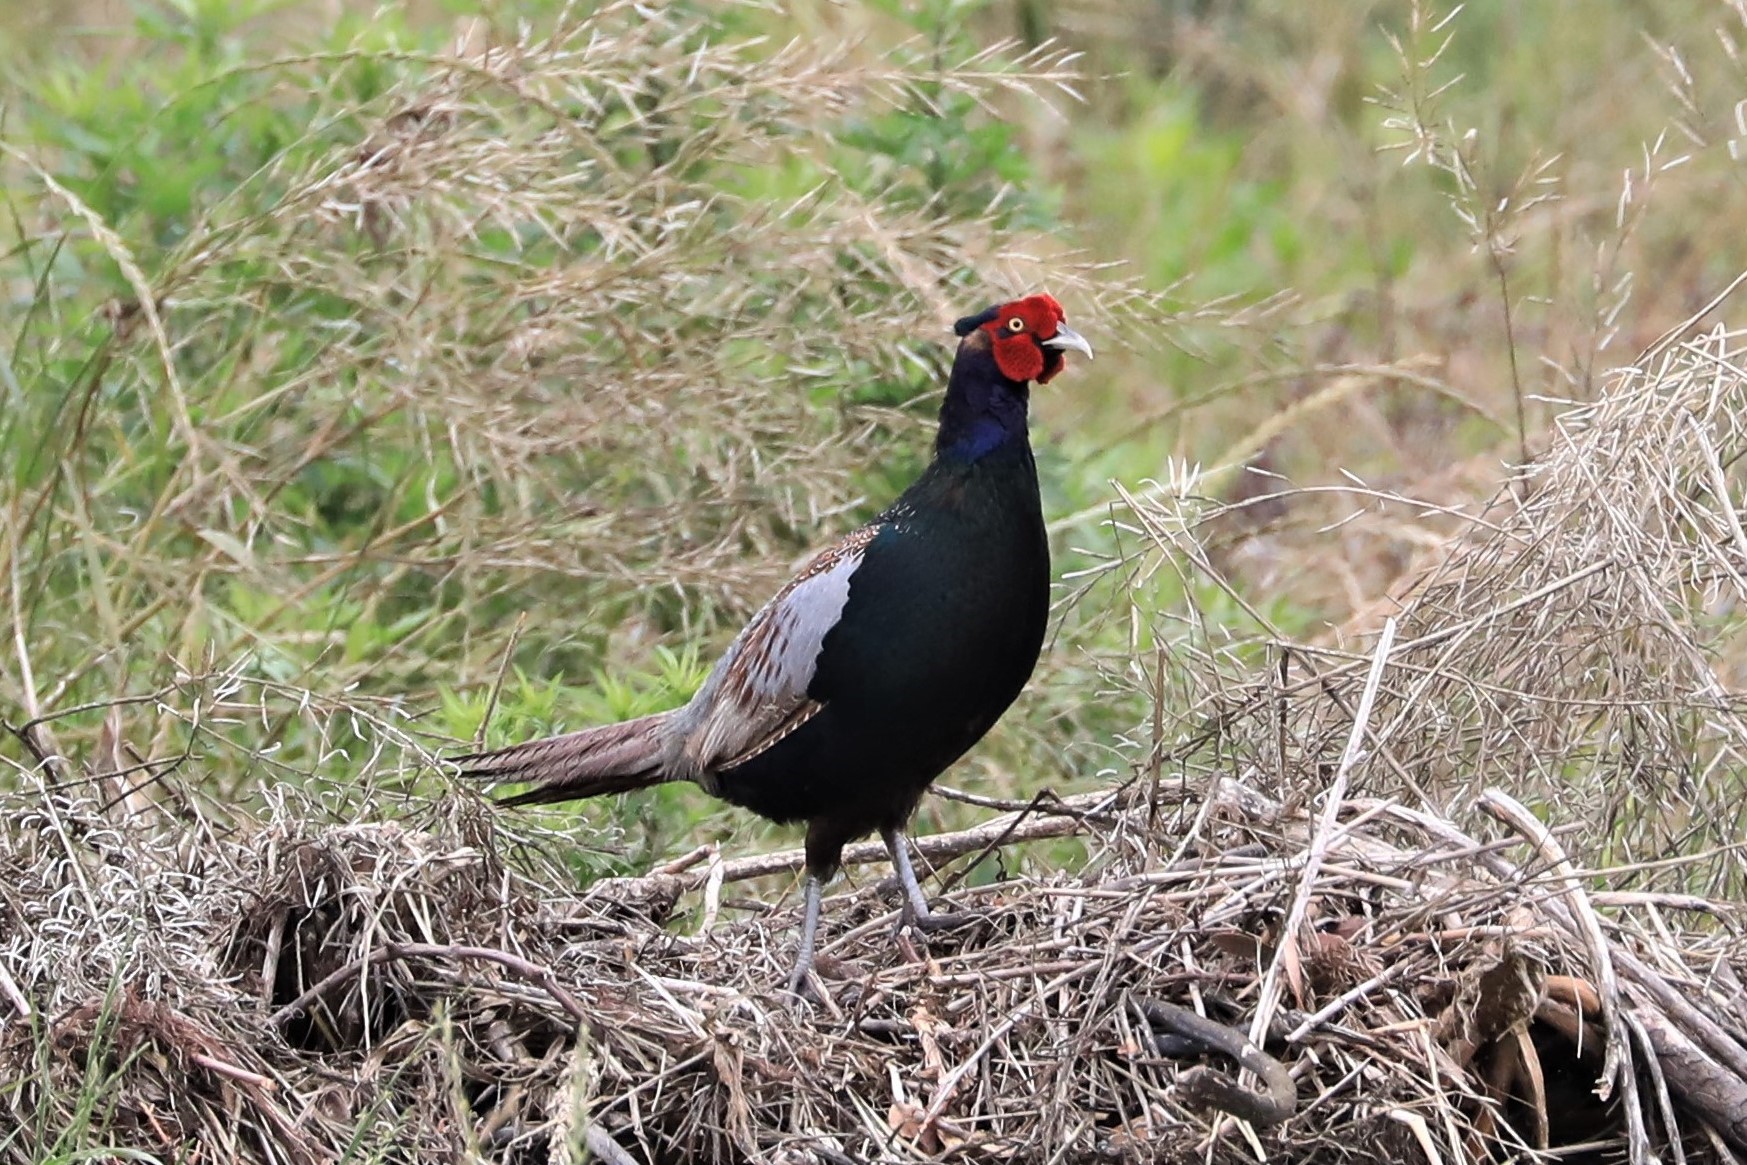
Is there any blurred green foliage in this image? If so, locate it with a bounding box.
[0,0,1145,870]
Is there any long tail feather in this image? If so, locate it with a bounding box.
[453,711,674,806]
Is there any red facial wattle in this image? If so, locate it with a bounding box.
[981,294,1070,384]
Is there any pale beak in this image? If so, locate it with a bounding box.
[1043,323,1094,360]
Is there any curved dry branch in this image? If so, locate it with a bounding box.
[1130,996,1297,1128]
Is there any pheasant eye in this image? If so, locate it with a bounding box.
[1006,317,1025,332]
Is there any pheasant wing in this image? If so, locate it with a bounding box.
[671,524,879,773]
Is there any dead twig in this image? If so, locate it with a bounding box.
[1251,617,1396,1044]
[1131,996,1297,1128]
[584,1124,643,1165]
[608,786,1131,896]
[0,963,29,1019]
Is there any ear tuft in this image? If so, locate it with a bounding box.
[953,305,1001,337]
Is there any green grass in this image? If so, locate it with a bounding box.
[0,0,1153,865]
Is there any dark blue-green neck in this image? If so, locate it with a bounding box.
[935,340,1031,463]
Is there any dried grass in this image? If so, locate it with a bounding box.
[8,322,1747,1162]
[1170,321,1747,889]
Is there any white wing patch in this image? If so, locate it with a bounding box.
[668,527,876,775]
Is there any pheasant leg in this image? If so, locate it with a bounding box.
[883,827,978,933]
[786,872,825,998]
